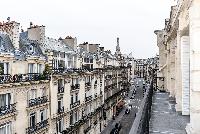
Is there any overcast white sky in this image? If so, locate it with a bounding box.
[0,0,175,58]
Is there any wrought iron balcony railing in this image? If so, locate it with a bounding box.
[58,87,64,94]
[70,100,80,109]
[28,96,48,107]
[85,95,93,102]
[71,84,80,91]
[0,103,16,116]
[0,73,50,84]
[26,119,49,134]
[58,106,64,114]
[85,82,91,87]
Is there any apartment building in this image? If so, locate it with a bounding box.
[0,21,50,134]
[0,20,134,134]
[155,0,200,133]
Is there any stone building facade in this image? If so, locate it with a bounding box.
[0,20,134,134]
[155,0,200,133]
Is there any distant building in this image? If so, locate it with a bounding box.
[0,20,134,134]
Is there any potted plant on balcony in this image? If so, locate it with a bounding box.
[40,64,51,82]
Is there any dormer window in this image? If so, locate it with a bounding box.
[29,43,35,54]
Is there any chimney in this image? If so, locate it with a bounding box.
[79,42,89,52]
[27,23,45,44]
[100,47,104,52]
[89,44,99,53]
[62,36,77,50]
[0,21,20,49]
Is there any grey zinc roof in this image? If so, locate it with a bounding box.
[41,37,74,53]
[19,32,47,60]
[0,33,15,54]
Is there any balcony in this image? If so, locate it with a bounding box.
[85,82,91,87]
[71,84,80,92]
[85,95,93,103]
[28,96,48,107]
[70,100,80,109]
[58,106,65,114]
[26,119,49,134]
[0,103,16,117]
[0,73,50,84]
[58,87,64,94]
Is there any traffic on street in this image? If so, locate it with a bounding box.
[101,77,147,134]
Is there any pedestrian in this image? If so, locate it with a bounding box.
[113,115,115,120]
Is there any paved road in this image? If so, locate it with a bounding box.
[119,78,144,134]
[101,78,145,134]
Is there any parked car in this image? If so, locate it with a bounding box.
[125,108,130,114]
[130,96,134,99]
[115,122,122,132]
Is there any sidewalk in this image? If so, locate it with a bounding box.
[149,92,189,134]
[101,107,126,134]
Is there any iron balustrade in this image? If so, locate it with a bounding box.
[58,106,65,114]
[85,82,91,87]
[85,96,93,102]
[26,119,49,134]
[52,68,104,75]
[71,84,80,91]
[0,73,50,84]
[58,87,64,93]
[70,100,80,109]
[0,103,16,116]
[28,96,48,107]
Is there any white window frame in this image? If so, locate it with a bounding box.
[0,122,11,134]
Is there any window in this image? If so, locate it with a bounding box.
[57,118,63,133]
[58,97,63,110]
[40,109,47,122]
[75,111,78,122]
[58,79,63,89]
[0,93,11,107]
[29,89,36,100]
[0,62,9,74]
[28,63,34,73]
[71,95,73,104]
[0,122,11,134]
[38,64,42,74]
[42,88,46,97]
[90,58,93,63]
[30,112,36,127]
[75,93,78,102]
[72,78,79,85]
[70,112,73,125]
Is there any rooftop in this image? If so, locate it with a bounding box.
[149,92,189,134]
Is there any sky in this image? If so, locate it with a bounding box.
[0,0,175,59]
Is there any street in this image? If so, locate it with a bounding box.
[101,78,145,134]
